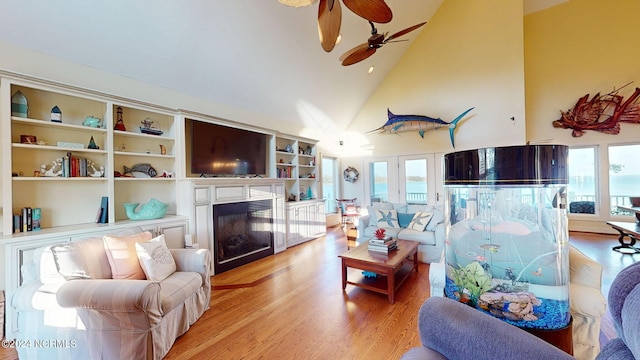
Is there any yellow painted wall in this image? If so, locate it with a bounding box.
[346,0,526,157]
[525,0,640,145]
[525,0,640,233]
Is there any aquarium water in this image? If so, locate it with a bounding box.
[443,145,570,330]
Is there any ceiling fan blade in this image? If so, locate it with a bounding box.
[385,22,427,42]
[343,0,392,23]
[339,42,367,61]
[341,44,376,66]
[318,0,342,52]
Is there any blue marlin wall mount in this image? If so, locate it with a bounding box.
[368,107,475,148]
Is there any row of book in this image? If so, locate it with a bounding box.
[276,166,293,179]
[13,207,41,233]
[62,152,91,177]
[368,237,398,254]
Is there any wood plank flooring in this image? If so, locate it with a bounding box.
[0,227,636,360]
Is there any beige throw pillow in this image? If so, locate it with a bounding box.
[51,238,112,280]
[103,231,153,279]
[408,211,433,232]
[135,234,176,282]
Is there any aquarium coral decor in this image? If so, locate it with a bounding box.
[443,144,570,331]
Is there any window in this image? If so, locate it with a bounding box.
[322,156,338,213]
[402,158,428,204]
[609,144,640,215]
[369,161,389,203]
[568,147,597,214]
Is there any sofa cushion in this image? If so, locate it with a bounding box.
[408,212,433,231]
[136,234,176,282]
[104,231,153,280]
[51,238,112,280]
[159,271,203,314]
[398,228,437,245]
[398,212,415,228]
[372,209,400,228]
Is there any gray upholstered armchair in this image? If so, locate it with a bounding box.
[402,261,640,360]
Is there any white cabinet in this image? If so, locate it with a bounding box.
[140,220,188,249]
[273,184,287,254]
[286,199,325,247]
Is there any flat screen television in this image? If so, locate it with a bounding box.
[188,119,267,176]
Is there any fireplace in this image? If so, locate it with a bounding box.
[213,199,274,273]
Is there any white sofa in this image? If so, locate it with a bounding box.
[429,245,606,360]
[12,227,211,360]
[357,203,445,263]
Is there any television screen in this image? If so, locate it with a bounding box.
[189,120,267,176]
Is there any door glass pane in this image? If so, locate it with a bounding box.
[404,159,427,204]
[568,147,597,214]
[609,144,640,215]
[370,161,388,203]
[322,157,337,213]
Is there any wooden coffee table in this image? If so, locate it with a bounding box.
[339,239,419,304]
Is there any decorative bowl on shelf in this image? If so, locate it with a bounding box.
[123,198,168,220]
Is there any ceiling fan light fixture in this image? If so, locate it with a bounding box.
[279,0,317,7]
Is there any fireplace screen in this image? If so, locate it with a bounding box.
[213,199,274,273]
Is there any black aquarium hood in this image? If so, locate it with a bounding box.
[444,144,569,186]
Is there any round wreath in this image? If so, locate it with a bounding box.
[343,166,359,183]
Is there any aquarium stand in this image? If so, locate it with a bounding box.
[524,316,573,355]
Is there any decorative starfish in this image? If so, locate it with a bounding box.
[376,210,398,227]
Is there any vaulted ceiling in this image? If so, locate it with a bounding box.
[0,0,566,130]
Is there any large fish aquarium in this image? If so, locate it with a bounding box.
[443,145,570,330]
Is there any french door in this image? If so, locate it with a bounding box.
[364,153,445,206]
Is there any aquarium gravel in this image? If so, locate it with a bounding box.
[444,277,570,330]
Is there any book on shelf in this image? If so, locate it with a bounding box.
[19,207,40,232]
[97,196,108,224]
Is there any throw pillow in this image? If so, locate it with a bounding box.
[408,212,433,231]
[51,238,112,280]
[374,209,400,228]
[426,207,445,231]
[397,212,415,228]
[103,231,153,280]
[135,234,176,282]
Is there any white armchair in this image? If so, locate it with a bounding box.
[12,230,211,360]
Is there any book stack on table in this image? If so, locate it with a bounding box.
[368,237,398,254]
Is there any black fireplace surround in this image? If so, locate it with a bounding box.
[213,199,274,273]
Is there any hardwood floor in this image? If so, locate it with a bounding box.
[165,226,430,360]
[0,227,636,360]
